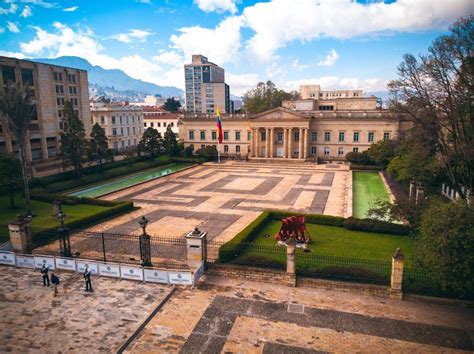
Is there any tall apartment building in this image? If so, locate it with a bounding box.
[184,55,230,114]
[90,102,143,153]
[143,107,179,139]
[0,56,91,167]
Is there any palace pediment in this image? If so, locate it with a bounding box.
[250,107,309,122]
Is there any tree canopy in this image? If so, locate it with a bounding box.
[0,154,22,209]
[163,97,181,112]
[139,127,162,158]
[242,80,299,114]
[88,123,112,166]
[162,125,179,156]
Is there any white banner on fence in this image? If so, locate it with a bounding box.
[143,268,168,284]
[76,260,99,275]
[34,255,56,270]
[120,265,144,281]
[0,251,16,266]
[168,271,193,285]
[15,254,35,268]
[98,263,120,278]
[55,257,76,271]
[193,262,205,286]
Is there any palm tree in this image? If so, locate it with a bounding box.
[0,81,36,216]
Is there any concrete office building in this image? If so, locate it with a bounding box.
[0,56,91,169]
[90,102,143,153]
[180,85,409,160]
[184,55,230,114]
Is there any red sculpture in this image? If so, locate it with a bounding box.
[275,215,311,244]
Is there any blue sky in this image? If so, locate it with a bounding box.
[0,0,472,95]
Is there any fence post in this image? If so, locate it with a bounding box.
[185,228,207,268]
[390,248,405,300]
[101,233,107,263]
[409,180,416,200]
[8,216,32,253]
[286,240,297,287]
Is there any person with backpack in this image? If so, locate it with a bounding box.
[40,264,50,287]
[50,272,60,297]
[84,267,93,292]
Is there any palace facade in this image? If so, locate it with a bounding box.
[180,88,410,160]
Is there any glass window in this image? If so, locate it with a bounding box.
[224,145,229,152]
[311,131,317,141]
[112,128,117,136]
[212,131,217,140]
[338,132,345,142]
[235,131,241,141]
[150,122,154,127]
[112,116,116,124]
[324,132,330,142]
[353,147,359,153]
[368,132,374,142]
[338,147,344,155]
[353,132,359,142]
[21,69,34,86]
[200,131,206,140]
[324,147,330,155]
[383,132,390,141]
[224,131,229,140]
[189,131,194,140]
[294,131,299,142]
[236,145,240,153]
[247,131,251,141]
[277,132,283,142]
[261,131,266,141]
[2,66,16,84]
[100,116,105,124]
[311,146,316,154]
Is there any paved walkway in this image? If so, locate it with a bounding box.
[0,266,172,353]
[126,275,474,353]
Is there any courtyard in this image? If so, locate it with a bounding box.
[85,161,351,242]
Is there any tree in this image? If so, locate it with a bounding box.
[366,139,399,168]
[0,81,36,216]
[163,97,181,112]
[345,151,374,165]
[243,80,299,113]
[162,125,179,156]
[195,145,217,161]
[415,199,474,298]
[139,127,162,158]
[88,123,112,167]
[0,154,22,209]
[60,101,88,176]
[388,16,473,199]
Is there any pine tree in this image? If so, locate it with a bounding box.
[60,101,87,176]
[139,127,162,159]
[162,125,179,156]
[88,123,112,167]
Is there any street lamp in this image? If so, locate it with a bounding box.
[57,205,71,258]
[138,216,152,267]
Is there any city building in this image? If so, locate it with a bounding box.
[300,84,363,100]
[90,102,143,153]
[184,55,231,114]
[0,56,91,168]
[129,94,167,107]
[143,107,179,139]
[180,85,410,160]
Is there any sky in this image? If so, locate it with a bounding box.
[0,0,472,96]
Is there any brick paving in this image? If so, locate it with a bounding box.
[0,266,172,353]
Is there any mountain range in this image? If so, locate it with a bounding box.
[32,56,183,99]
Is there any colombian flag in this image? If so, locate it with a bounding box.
[216,107,223,144]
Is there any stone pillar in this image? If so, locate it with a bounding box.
[41,136,49,159]
[254,128,259,158]
[185,227,208,268]
[265,128,270,158]
[283,129,288,159]
[250,129,254,157]
[286,240,297,287]
[390,248,405,300]
[415,185,424,205]
[303,128,308,160]
[287,128,292,159]
[298,128,304,159]
[269,128,274,158]
[8,217,33,253]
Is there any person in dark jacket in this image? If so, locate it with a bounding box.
[51,272,60,297]
[84,267,93,292]
[40,264,50,287]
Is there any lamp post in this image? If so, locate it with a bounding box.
[138,216,152,267]
[57,205,71,258]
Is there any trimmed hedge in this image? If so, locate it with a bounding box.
[30,190,121,207]
[350,164,383,171]
[268,210,345,227]
[343,217,410,236]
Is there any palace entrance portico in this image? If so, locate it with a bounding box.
[249,108,310,160]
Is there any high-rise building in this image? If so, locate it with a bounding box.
[0,56,91,173]
[184,55,230,114]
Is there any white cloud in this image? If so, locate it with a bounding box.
[0,3,18,15]
[242,0,473,62]
[5,0,57,9]
[170,16,243,65]
[7,21,20,33]
[110,29,154,43]
[63,6,79,12]
[282,76,388,94]
[317,49,338,67]
[152,50,183,66]
[0,27,4,34]
[194,0,238,14]
[0,50,26,58]
[21,5,32,17]
[136,0,152,4]
[226,72,261,96]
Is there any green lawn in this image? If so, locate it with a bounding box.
[353,171,391,218]
[0,194,110,243]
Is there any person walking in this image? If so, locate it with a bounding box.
[84,267,93,292]
[51,272,60,297]
[40,264,50,287]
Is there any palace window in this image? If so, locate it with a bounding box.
[353,147,359,153]
[100,116,105,124]
[235,131,241,141]
[224,145,229,153]
[201,144,205,150]
[236,145,240,153]
[261,131,266,141]
[224,131,229,140]
[212,131,217,140]
[277,131,283,142]
[338,132,345,142]
[311,131,317,141]
[189,131,194,140]
[324,132,330,142]
[200,131,206,140]
[353,132,360,142]
[324,147,330,155]
[338,147,344,155]
[368,132,374,142]
[112,116,116,124]
[294,131,299,142]
[383,132,390,141]
[247,131,251,141]
[150,122,154,127]
[310,146,316,155]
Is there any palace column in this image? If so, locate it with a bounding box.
[298,128,304,159]
[269,128,275,158]
[303,128,308,160]
[254,128,259,157]
[250,128,254,157]
[283,128,288,158]
[287,128,293,158]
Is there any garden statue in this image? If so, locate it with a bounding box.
[275,215,311,247]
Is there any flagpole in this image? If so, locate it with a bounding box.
[218,144,221,164]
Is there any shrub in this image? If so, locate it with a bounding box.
[30,190,127,207]
[343,217,410,235]
[184,146,194,157]
[350,164,383,171]
[269,210,345,227]
[345,151,374,165]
